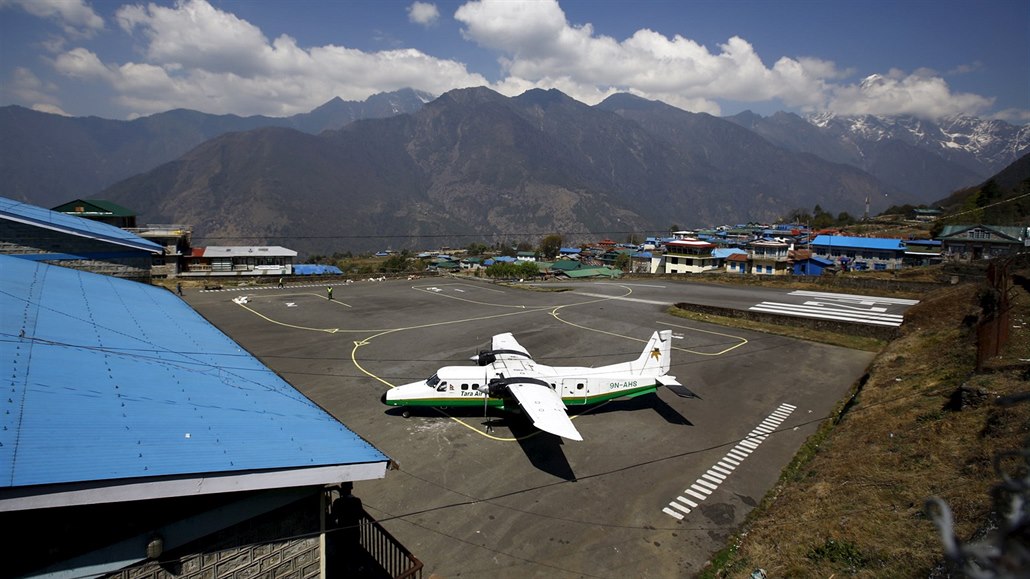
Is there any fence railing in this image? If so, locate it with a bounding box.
[357,509,423,579]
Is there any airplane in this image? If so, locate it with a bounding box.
[381,329,695,441]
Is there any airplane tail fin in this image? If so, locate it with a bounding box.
[635,330,672,374]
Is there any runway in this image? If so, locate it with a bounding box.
[185,277,877,578]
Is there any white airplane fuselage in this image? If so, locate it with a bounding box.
[382,330,676,410]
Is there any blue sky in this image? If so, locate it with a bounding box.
[1,0,1026,122]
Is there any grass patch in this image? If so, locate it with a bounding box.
[702,275,1030,578]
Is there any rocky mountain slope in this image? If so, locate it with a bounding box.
[0,89,431,206]
[100,87,890,254]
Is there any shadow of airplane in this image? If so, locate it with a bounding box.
[382,386,700,481]
[567,391,695,427]
[383,405,576,481]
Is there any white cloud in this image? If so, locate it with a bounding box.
[454,0,998,119]
[823,72,994,118]
[26,0,1006,121]
[57,0,487,117]
[2,67,67,114]
[1,0,104,37]
[407,2,440,27]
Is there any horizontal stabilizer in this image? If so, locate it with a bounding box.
[658,376,699,399]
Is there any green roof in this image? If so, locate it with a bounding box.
[51,199,136,217]
[550,260,582,271]
[561,267,622,278]
[939,224,1026,243]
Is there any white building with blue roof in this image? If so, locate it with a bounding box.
[0,196,163,281]
[0,255,400,578]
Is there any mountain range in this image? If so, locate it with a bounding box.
[1,87,1026,254]
[0,88,432,207]
[726,110,1029,201]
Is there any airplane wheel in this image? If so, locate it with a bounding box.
[402,410,411,419]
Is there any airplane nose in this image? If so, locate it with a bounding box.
[380,392,387,405]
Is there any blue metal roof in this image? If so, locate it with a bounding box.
[293,264,343,275]
[0,256,387,489]
[0,196,162,254]
[810,235,906,251]
[712,248,748,259]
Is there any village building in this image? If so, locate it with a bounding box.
[791,250,836,276]
[52,198,138,228]
[938,224,1028,261]
[809,235,907,271]
[460,256,484,270]
[903,239,944,267]
[911,207,944,222]
[651,238,718,274]
[749,239,791,275]
[1,196,162,281]
[724,252,750,274]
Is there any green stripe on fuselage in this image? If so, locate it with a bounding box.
[563,384,657,405]
[384,384,660,409]
[385,397,508,409]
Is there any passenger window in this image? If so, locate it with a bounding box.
[577,383,584,390]
[461,384,468,390]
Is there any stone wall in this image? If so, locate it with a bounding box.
[107,494,322,579]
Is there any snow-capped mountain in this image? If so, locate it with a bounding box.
[728,110,1029,202]
[806,112,1029,177]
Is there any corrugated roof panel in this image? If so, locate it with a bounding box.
[810,235,906,251]
[0,196,161,253]
[0,256,387,489]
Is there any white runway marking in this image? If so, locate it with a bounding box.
[749,290,918,327]
[663,403,797,520]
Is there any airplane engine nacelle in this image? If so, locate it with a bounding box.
[473,351,496,366]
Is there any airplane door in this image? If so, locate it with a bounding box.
[562,378,588,404]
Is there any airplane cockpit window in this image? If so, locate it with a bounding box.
[426,374,440,387]
[437,381,448,392]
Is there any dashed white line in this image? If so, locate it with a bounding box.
[685,488,708,501]
[677,496,699,508]
[669,501,691,514]
[663,403,798,520]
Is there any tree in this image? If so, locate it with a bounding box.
[538,234,563,260]
[517,261,539,279]
[614,252,631,272]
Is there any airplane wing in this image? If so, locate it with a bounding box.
[490,332,533,361]
[506,382,583,441]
